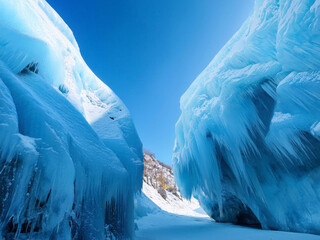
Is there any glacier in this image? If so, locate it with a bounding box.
[173,0,320,235]
[0,0,143,239]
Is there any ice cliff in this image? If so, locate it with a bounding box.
[173,0,320,234]
[0,0,143,239]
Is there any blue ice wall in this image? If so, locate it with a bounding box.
[0,0,143,239]
[173,0,320,234]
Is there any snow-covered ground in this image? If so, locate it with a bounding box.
[136,212,320,240]
[135,182,320,240]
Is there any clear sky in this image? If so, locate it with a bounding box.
[47,0,254,165]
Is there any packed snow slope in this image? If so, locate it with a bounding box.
[135,151,205,219]
[0,0,143,239]
[173,0,320,235]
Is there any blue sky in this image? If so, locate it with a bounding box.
[47,0,254,165]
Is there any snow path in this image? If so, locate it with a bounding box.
[135,212,320,240]
[135,183,320,240]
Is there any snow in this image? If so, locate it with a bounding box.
[0,0,142,239]
[136,183,320,240]
[138,182,205,217]
[173,0,320,235]
[136,213,320,240]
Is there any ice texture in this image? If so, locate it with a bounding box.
[173,0,320,234]
[0,0,143,239]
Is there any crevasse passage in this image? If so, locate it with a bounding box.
[0,0,143,239]
[173,0,320,234]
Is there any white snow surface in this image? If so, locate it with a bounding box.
[0,0,142,239]
[139,182,205,217]
[174,0,320,235]
[136,183,320,240]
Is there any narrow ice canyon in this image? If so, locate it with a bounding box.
[1,0,320,239]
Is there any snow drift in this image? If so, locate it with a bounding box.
[173,0,320,235]
[0,0,143,239]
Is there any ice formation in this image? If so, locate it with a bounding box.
[173,0,320,234]
[0,0,143,239]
